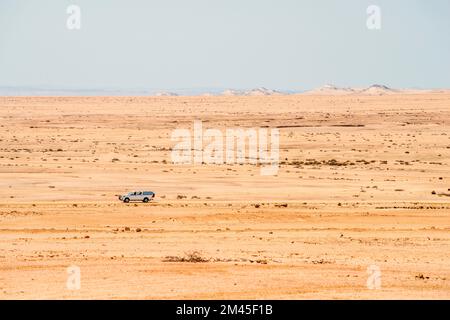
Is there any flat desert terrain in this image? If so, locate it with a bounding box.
[0,94,449,299]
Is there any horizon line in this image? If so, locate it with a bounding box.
[1,83,450,96]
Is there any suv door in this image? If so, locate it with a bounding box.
[128,192,138,201]
[135,192,144,201]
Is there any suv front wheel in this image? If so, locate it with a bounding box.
[123,198,130,203]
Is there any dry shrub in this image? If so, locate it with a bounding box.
[163,251,209,263]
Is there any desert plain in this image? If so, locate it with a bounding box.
[0,94,449,299]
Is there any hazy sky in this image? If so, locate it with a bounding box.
[0,0,449,91]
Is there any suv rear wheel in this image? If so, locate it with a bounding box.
[143,197,149,203]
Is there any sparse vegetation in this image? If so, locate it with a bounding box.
[163,251,209,263]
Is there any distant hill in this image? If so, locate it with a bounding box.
[154,91,179,97]
[246,87,283,96]
[221,89,243,96]
[358,84,399,95]
[305,84,402,95]
[221,87,283,96]
[305,84,356,95]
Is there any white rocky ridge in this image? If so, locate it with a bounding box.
[247,87,283,96]
[305,84,401,95]
[305,84,356,95]
[221,89,244,96]
[358,84,398,95]
[149,84,440,97]
[221,87,283,96]
[154,91,179,96]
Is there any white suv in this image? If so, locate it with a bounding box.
[119,191,155,203]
